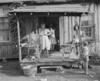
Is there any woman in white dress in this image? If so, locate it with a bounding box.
[39,23,51,56]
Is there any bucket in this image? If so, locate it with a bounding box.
[22,65,37,76]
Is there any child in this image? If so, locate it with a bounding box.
[83,42,89,61]
[49,27,56,52]
[83,42,89,74]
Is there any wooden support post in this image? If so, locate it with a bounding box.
[17,16,22,62]
[68,16,70,42]
[79,16,81,57]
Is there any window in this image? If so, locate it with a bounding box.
[81,13,95,41]
[0,17,11,42]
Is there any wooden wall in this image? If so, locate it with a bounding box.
[0,43,18,59]
[0,3,97,59]
[0,6,18,60]
[95,4,100,42]
[59,16,80,45]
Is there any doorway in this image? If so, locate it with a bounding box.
[38,16,60,51]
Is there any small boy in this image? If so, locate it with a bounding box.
[83,42,89,74]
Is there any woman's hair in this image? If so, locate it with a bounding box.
[74,24,79,31]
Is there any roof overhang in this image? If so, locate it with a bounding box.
[0,0,98,3]
[12,4,89,13]
[0,0,85,3]
[10,4,89,16]
[0,0,31,3]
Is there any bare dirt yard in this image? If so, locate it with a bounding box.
[0,61,99,81]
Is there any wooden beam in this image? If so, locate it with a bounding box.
[16,16,22,62]
[68,16,70,42]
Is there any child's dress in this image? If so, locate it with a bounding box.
[50,28,56,45]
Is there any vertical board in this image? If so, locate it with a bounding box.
[69,16,73,41]
[94,4,99,41]
[59,16,78,45]
[59,16,64,45]
[72,16,75,38]
[0,44,18,59]
[97,5,100,41]
[64,16,69,43]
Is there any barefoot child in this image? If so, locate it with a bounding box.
[83,42,89,74]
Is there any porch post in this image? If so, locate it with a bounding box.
[79,17,81,50]
[79,16,81,42]
[16,15,22,62]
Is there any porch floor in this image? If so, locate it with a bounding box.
[39,52,77,62]
[20,51,86,76]
[21,51,81,66]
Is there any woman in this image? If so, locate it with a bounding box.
[73,22,80,56]
[39,23,51,56]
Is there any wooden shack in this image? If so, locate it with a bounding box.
[0,0,96,61]
[9,3,92,75]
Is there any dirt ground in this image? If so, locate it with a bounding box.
[0,61,99,81]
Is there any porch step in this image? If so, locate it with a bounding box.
[39,65,63,73]
[40,66,61,69]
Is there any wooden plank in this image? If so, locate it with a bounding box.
[20,58,80,65]
[0,44,18,59]
[12,4,88,13]
[94,5,98,41]
[59,16,64,45]
[98,5,100,41]
[40,66,61,69]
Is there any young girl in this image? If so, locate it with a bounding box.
[49,27,56,52]
[73,22,80,55]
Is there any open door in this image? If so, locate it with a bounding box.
[38,16,60,51]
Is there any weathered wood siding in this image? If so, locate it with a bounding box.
[59,16,80,45]
[0,6,17,59]
[0,43,18,59]
[95,4,100,41]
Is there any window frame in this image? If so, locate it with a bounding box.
[81,13,95,41]
[0,17,11,42]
